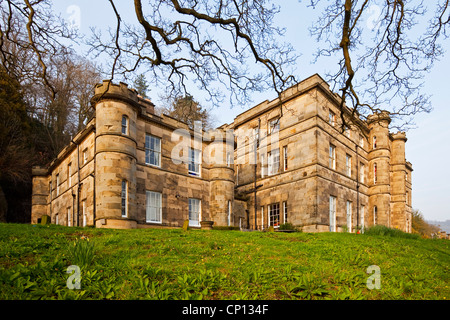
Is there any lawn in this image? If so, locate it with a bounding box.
[0,223,448,300]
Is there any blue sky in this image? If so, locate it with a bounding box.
[53,1,450,221]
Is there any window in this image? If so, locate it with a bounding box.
[82,200,87,227]
[406,191,409,206]
[67,207,71,227]
[261,206,264,230]
[121,115,129,135]
[146,191,162,223]
[228,200,232,226]
[268,148,280,176]
[145,134,161,167]
[269,118,280,134]
[49,181,52,200]
[374,163,377,184]
[260,154,265,178]
[373,136,377,149]
[360,205,365,233]
[329,196,336,232]
[346,201,352,233]
[55,213,59,225]
[360,162,365,184]
[329,110,336,126]
[226,152,232,167]
[188,148,201,176]
[121,180,128,217]
[68,163,72,187]
[345,154,352,177]
[373,206,378,225]
[344,126,350,138]
[269,203,280,228]
[283,146,288,171]
[359,135,364,148]
[188,198,201,227]
[283,201,287,223]
[56,174,60,196]
[83,149,88,165]
[329,145,336,170]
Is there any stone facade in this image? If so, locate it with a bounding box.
[31,74,413,232]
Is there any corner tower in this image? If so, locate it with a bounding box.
[91,81,139,229]
[367,111,391,228]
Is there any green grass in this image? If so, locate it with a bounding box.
[0,223,448,300]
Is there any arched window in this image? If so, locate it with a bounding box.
[374,163,377,184]
[373,136,377,149]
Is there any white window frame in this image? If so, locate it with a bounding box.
[68,163,72,187]
[360,162,365,184]
[188,148,201,176]
[283,146,288,171]
[283,201,287,223]
[227,200,232,226]
[67,207,71,227]
[146,191,162,223]
[361,205,365,233]
[345,154,352,177]
[188,198,201,227]
[346,201,352,233]
[329,110,336,126]
[145,134,161,167]
[56,174,60,196]
[55,213,59,225]
[82,200,87,227]
[261,206,264,230]
[373,206,377,225]
[83,149,88,165]
[269,203,280,228]
[121,180,128,217]
[268,118,280,134]
[329,196,336,232]
[268,148,280,176]
[329,145,336,170]
[121,115,129,135]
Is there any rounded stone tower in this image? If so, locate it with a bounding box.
[367,111,391,228]
[91,81,139,229]
[207,129,235,226]
[390,131,409,231]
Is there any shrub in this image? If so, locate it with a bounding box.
[364,225,420,239]
[66,238,96,267]
[279,223,299,231]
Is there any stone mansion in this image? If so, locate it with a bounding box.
[31,74,413,232]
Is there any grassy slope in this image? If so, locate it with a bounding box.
[0,223,448,300]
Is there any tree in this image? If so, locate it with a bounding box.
[160,95,215,130]
[411,209,440,238]
[309,0,449,131]
[133,73,150,98]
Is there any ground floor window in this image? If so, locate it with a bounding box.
[189,198,201,227]
[121,180,128,217]
[146,191,162,223]
[346,201,352,233]
[283,201,287,223]
[329,196,336,232]
[269,203,280,228]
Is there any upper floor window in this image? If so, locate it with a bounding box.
[56,173,60,196]
[283,146,288,171]
[121,115,129,135]
[359,135,364,148]
[68,163,72,187]
[360,162,365,184]
[188,148,201,176]
[329,110,336,126]
[268,118,280,134]
[268,148,280,176]
[145,134,161,167]
[344,126,350,138]
[82,149,88,165]
[374,163,378,184]
[329,144,336,170]
[373,136,377,149]
[345,154,352,177]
